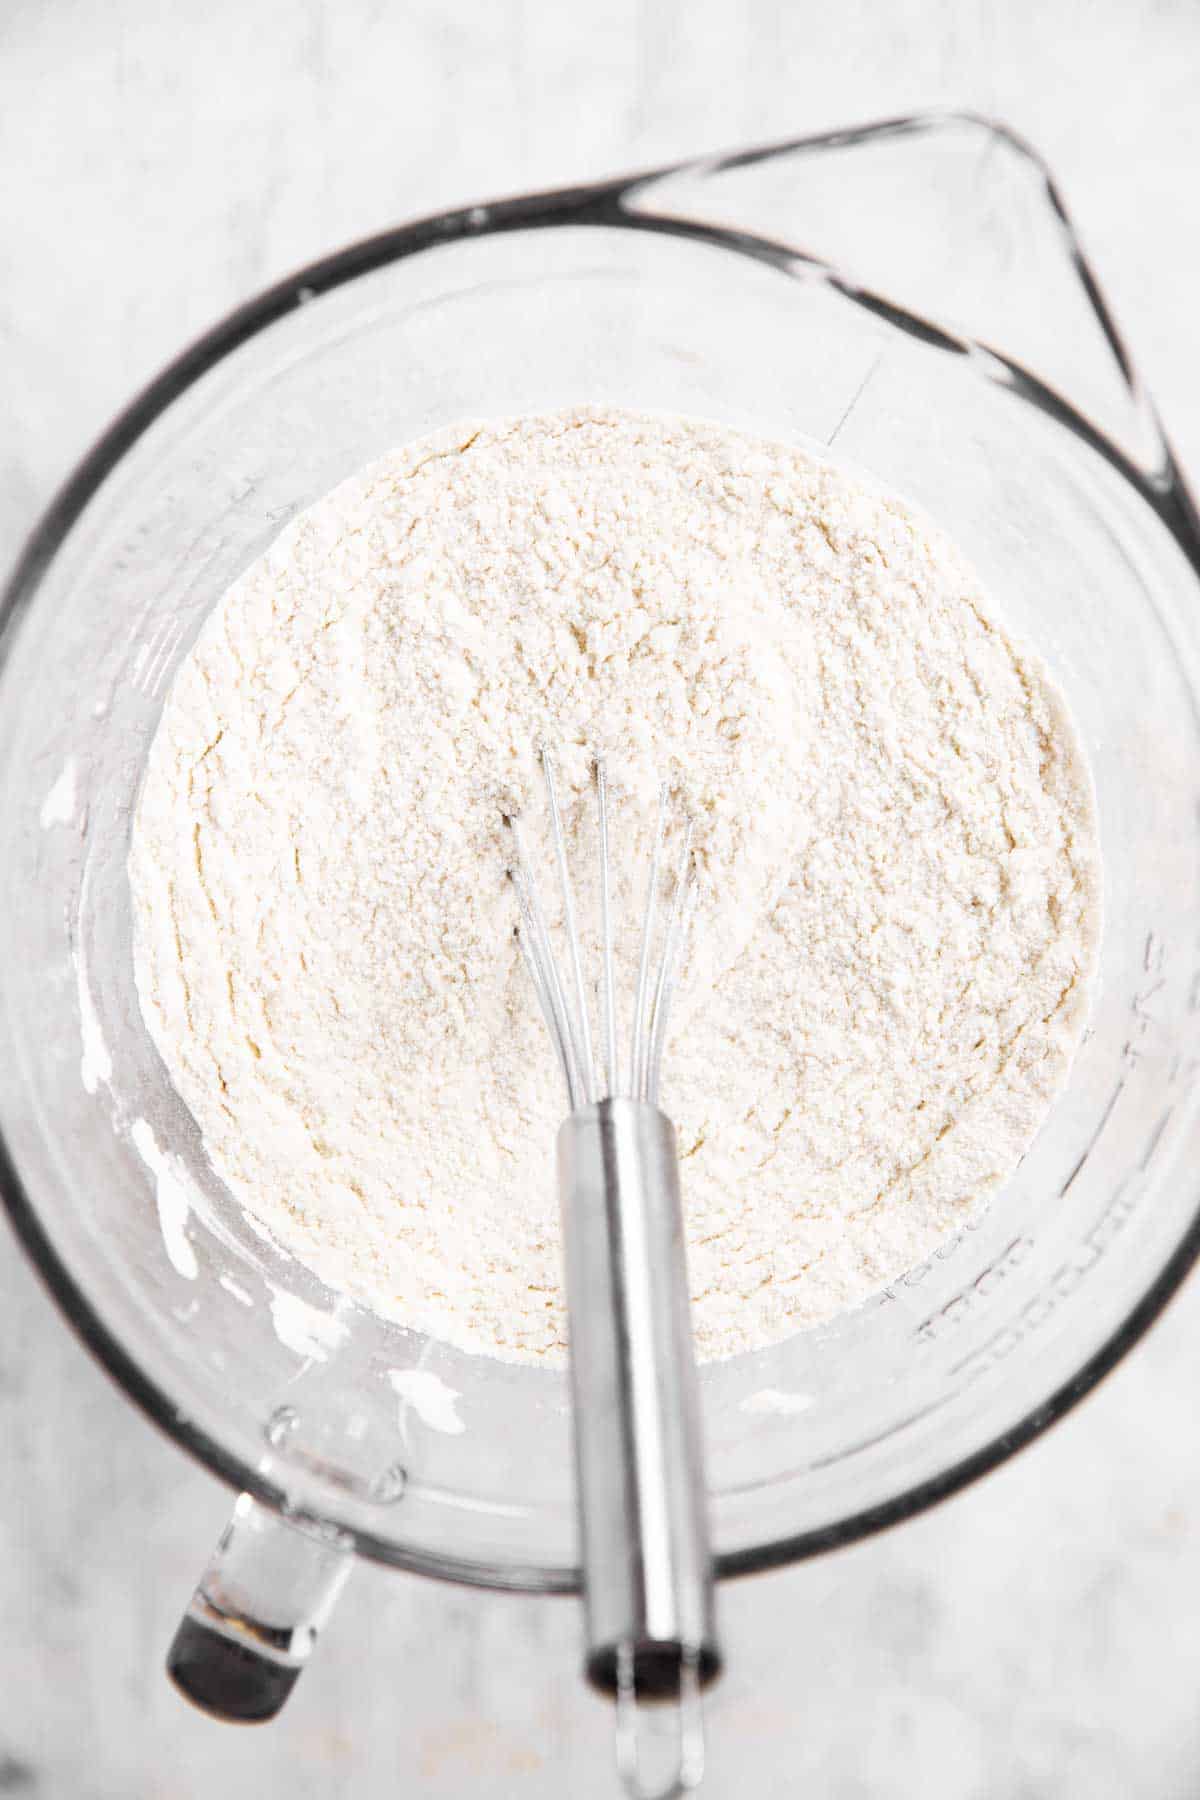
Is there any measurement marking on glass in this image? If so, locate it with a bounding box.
[947,1179,1142,1384]
[1139,1106,1174,1172]
[1059,1075,1127,1197]
[914,1237,1033,1344]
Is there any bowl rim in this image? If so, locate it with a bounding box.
[4,108,1200,1590]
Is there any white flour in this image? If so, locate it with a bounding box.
[129,407,1100,1364]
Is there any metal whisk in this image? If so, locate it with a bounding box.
[508,749,721,1800]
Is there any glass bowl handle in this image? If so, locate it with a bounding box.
[167,1493,353,1722]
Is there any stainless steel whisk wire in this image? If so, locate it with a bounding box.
[509,749,697,1111]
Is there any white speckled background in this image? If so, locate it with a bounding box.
[3,2,1200,1795]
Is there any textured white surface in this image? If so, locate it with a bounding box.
[3,2,1200,1796]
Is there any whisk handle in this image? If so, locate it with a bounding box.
[558,1098,721,1706]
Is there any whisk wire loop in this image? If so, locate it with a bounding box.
[543,747,598,1105]
[631,785,669,1103]
[507,755,693,1111]
[597,759,619,1098]
[508,816,583,1110]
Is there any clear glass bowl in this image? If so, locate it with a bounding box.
[3,114,1200,1626]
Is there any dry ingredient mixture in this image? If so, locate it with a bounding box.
[129,407,1101,1364]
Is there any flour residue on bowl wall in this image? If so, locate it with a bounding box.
[741,1388,814,1418]
[389,1368,466,1435]
[269,1290,348,1359]
[73,933,111,1098]
[39,756,77,830]
[129,1116,198,1280]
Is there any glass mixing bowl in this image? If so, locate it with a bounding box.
[4,112,1200,1715]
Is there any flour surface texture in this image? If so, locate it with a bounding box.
[129,408,1100,1364]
